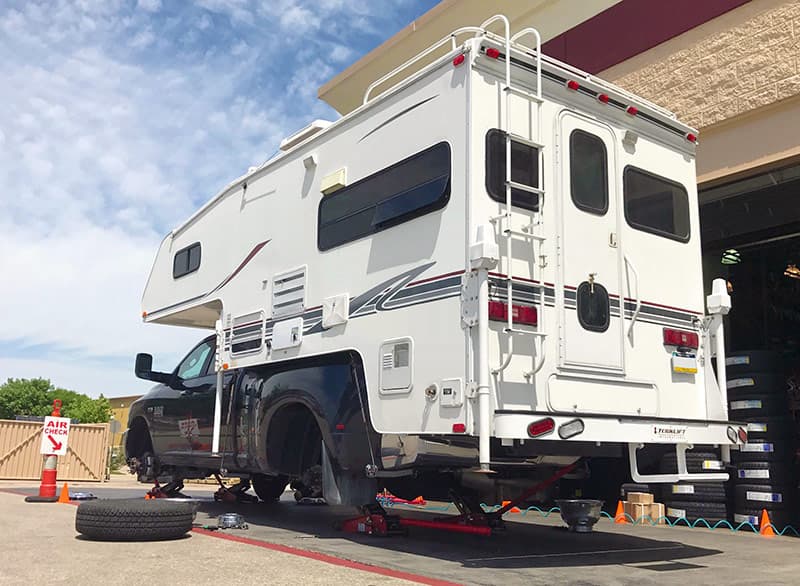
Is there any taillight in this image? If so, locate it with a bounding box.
[452,423,466,433]
[738,427,748,443]
[566,80,580,91]
[663,328,699,349]
[485,47,500,59]
[488,301,537,326]
[527,418,555,438]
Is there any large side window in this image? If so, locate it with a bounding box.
[177,340,214,380]
[624,167,690,242]
[485,129,540,211]
[317,142,451,250]
[570,130,608,215]
[173,242,201,278]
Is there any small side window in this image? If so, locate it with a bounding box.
[624,167,690,242]
[576,281,610,333]
[486,129,540,211]
[173,242,201,278]
[570,130,608,215]
[177,340,214,380]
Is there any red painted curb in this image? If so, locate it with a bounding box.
[191,527,462,586]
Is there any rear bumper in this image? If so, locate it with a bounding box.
[493,411,742,446]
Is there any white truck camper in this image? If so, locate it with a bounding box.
[135,17,740,507]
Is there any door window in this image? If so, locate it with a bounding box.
[177,341,214,380]
[570,130,608,215]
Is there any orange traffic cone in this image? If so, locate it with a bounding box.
[759,509,776,538]
[57,483,70,504]
[502,500,521,513]
[614,500,629,524]
[410,496,426,505]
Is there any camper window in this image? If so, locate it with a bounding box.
[173,242,201,278]
[624,167,689,242]
[570,130,608,215]
[317,142,451,250]
[485,129,540,211]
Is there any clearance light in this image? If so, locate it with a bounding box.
[663,328,699,349]
[452,54,465,67]
[452,423,466,433]
[597,93,609,104]
[626,106,639,116]
[485,47,500,59]
[141,311,147,318]
[335,423,346,431]
[686,132,698,143]
[222,363,230,370]
[488,300,537,326]
[738,427,748,443]
[527,417,555,438]
[566,80,580,91]
[558,419,585,439]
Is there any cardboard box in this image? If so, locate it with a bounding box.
[649,502,666,525]
[623,502,649,523]
[627,492,654,505]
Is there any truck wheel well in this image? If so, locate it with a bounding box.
[125,417,153,458]
[266,403,322,477]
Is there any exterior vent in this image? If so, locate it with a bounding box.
[279,120,332,152]
[230,311,265,356]
[272,266,306,319]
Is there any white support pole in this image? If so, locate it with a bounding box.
[477,268,491,472]
[212,316,224,456]
[706,278,731,462]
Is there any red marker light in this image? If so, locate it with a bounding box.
[335,423,345,431]
[485,47,500,59]
[527,418,555,438]
[686,132,697,143]
[566,80,580,91]
[597,93,609,104]
[452,54,465,67]
[452,423,466,433]
[626,106,639,116]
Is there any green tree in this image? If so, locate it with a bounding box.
[0,378,111,423]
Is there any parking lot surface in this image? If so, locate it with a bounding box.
[2,478,798,585]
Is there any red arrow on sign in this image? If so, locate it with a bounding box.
[47,435,62,451]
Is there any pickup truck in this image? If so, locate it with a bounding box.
[125,335,381,504]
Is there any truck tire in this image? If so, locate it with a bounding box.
[726,373,788,399]
[662,482,727,503]
[75,499,194,541]
[728,394,787,418]
[732,441,792,463]
[725,351,784,376]
[734,484,791,510]
[733,507,796,530]
[660,451,722,474]
[252,474,288,502]
[741,416,793,441]
[735,461,794,485]
[665,500,728,523]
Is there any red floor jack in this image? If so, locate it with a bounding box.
[145,478,186,499]
[337,460,579,537]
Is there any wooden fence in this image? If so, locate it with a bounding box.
[0,419,110,482]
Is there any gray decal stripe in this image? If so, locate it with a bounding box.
[382,286,461,309]
[394,276,462,300]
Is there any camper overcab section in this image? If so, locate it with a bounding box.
[132,17,739,505]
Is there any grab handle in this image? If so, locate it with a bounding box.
[624,255,641,344]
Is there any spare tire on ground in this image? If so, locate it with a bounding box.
[76,498,194,541]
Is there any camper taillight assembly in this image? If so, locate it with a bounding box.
[485,47,500,59]
[558,418,585,439]
[662,328,699,349]
[488,301,537,326]
[527,418,555,438]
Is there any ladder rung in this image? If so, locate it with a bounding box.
[497,278,545,289]
[503,85,543,103]
[507,180,544,196]
[508,133,544,150]
[503,228,545,241]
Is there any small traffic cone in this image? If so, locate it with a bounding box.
[759,509,775,538]
[614,501,629,524]
[410,496,427,505]
[502,500,521,513]
[57,483,70,504]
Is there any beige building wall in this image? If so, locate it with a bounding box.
[109,394,141,450]
[599,0,800,184]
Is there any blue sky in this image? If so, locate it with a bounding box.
[0,0,438,397]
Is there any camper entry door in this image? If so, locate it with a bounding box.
[557,112,624,373]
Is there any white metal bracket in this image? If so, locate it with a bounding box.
[627,443,729,483]
[461,272,479,328]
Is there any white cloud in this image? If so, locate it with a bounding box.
[0,0,436,397]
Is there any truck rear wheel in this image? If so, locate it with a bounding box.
[75,499,194,541]
[252,474,288,502]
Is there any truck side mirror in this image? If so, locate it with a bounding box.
[135,353,171,383]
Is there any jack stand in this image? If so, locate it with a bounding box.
[336,503,407,536]
[146,478,185,499]
[213,475,259,504]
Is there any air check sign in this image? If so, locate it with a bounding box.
[40,416,71,456]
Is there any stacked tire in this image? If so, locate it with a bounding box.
[726,350,797,531]
[660,449,729,524]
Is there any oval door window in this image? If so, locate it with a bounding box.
[576,281,610,333]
